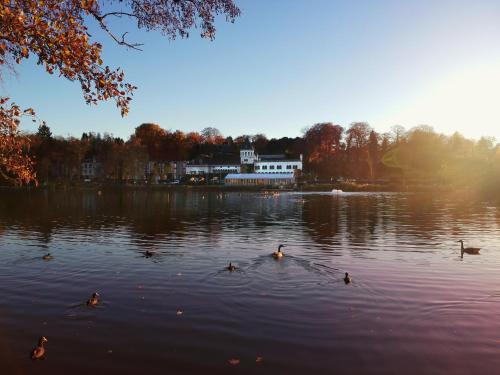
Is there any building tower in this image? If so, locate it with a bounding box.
[240,140,256,165]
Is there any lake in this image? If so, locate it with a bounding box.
[0,189,499,374]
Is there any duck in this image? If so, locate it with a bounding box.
[144,250,155,257]
[272,244,285,259]
[42,253,53,261]
[86,292,100,307]
[458,240,480,256]
[344,272,351,284]
[31,336,48,360]
[227,262,237,272]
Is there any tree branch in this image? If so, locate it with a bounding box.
[89,9,143,50]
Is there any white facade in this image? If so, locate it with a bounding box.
[240,148,256,165]
[186,164,241,175]
[240,144,303,173]
[254,159,302,173]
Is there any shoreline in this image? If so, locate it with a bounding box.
[0,181,478,194]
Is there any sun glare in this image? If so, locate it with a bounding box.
[388,61,500,139]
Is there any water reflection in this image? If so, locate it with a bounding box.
[0,189,500,374]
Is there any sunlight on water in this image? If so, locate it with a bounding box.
[0,190,499,374]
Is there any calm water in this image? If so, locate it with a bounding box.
[1,189,500,374]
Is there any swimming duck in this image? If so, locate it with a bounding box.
[42,253,53,261]
[86,292,100,307]
[344,272,351,284]
[458,240,480,256]
[272,245,285,259]
[144,250,155,257]
[31,336,48,360]
[227,262,237,271]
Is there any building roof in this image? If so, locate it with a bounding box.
[225,172,294,180]
[258,154,286,160]
[187,163,240,167]
[257,158,302,163]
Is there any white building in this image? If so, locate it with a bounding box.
[186,164,240,175]
[238,143,303,173]
[254,155,303,174]
[240,141,257,165]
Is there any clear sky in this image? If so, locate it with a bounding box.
[3,0,500,141]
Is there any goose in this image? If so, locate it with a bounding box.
[344,272,351,284]
[86,292,100,307]
[272,245,285,259]
[31,336,48,360]
[42,253,53,261]
[227,262,237,272]
[458,240,480,256]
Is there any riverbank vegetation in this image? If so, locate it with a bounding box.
[4,122,499,196]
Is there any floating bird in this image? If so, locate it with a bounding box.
[458,240,480,256]
[86,292,100,307]
[227,262,237,272]
[31,336,48,360]
[42,253,53,261]
[272,244,285,259]
[144,250,155,257]
[344,272,351,284]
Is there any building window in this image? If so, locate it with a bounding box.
[255,166,260,170]
[293,165,298,169]
[286,165,292,169]
[270,165,275,170]
[262,165,267,170]
[277,165,282,170]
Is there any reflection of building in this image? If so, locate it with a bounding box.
[81,159,102,180]
[225,172,295,186]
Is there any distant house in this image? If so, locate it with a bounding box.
[186,163,240,175]
[81,159,102,181]
[254,154,303,174]
[224,172,295,186]
[239,143,303,173]
[146,161,187,182]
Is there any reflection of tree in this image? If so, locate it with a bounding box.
[344,196,379,245]
[0,190,192,249]
[1,191,497,257]
[302,196,340,246]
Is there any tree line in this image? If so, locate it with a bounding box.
[17,122,500,192]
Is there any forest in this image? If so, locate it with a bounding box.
[19,121,500,193]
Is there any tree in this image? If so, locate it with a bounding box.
[37,124,52,140]
[303,122,344,178]
[131,123,166,160]
[0,0,241,184]
[345,122,372,179]
[367,130,379,180]
[390,125,406,144]
[201,127,224,144]
[0,98,36,185]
